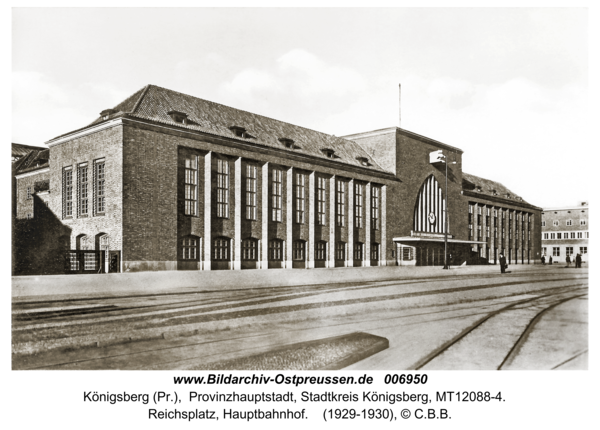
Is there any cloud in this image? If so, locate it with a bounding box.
[12,72,102,145]
[12,71,69,110]
[219,49,367,117]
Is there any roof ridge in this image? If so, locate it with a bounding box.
[130,84,151,114]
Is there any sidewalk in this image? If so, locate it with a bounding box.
[12,263,545,302]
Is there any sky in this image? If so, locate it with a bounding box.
[12,7,591,209]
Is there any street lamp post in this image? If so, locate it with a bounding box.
[443,155,449,269]
[429,149,455,270]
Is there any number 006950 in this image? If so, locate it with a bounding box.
[384,374,428,384]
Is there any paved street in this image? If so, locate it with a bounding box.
[12,264,588,370]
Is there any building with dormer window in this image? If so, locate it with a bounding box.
[13,84,542,275]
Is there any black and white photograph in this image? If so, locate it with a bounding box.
[7,3,597,428]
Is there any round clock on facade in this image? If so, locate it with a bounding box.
[428,212,436,225]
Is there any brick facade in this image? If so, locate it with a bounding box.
[13,84,543,275]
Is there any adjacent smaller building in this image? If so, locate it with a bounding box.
[541,202,589,264]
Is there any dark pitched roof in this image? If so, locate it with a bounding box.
[78,84,388,173]
[14,148,50,175]
[12,143,46,161]
[462,172,531,205]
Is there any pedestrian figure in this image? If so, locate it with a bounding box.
[566,254,571,267]
[541,255,546,265]
[549,255,553,265]
[499,253,507,274]
[576,253,582,268]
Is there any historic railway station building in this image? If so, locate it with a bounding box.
[13,85,542,275]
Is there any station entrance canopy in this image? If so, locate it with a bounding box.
[393,233,487,266]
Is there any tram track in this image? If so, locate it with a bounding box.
[12,275,585,332]
[411,287,587,370]
[16,284,587,370]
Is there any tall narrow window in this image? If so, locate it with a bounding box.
[26,187,31,200]
[293,240,305,260]
[63,167,73,218]
[269,239,283,261]
[336,179,345,227]
[213,237,230,260]
[185,156,198,216]
[246,164,257,220]
[353,242,363,261]
[355,182,363,228]
[272,169,283,222]
[182,237,198,260]
[217,159,229,218]
[295,172,305,224]
[335,242,346,261]
[317,177,326,225]
[315,241,327,261]
[242,238,257,260]
[371,186,380,230]
[95,160,106,215]
[371,243,379,261]
[78,163,89,216]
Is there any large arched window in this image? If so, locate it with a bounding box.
[76,234,91,250]
[414,175,446,234]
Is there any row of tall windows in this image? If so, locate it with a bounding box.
[62,159,105,219]
[180,237,380,262]
[183,159,381,228]
[470,204,532,242]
